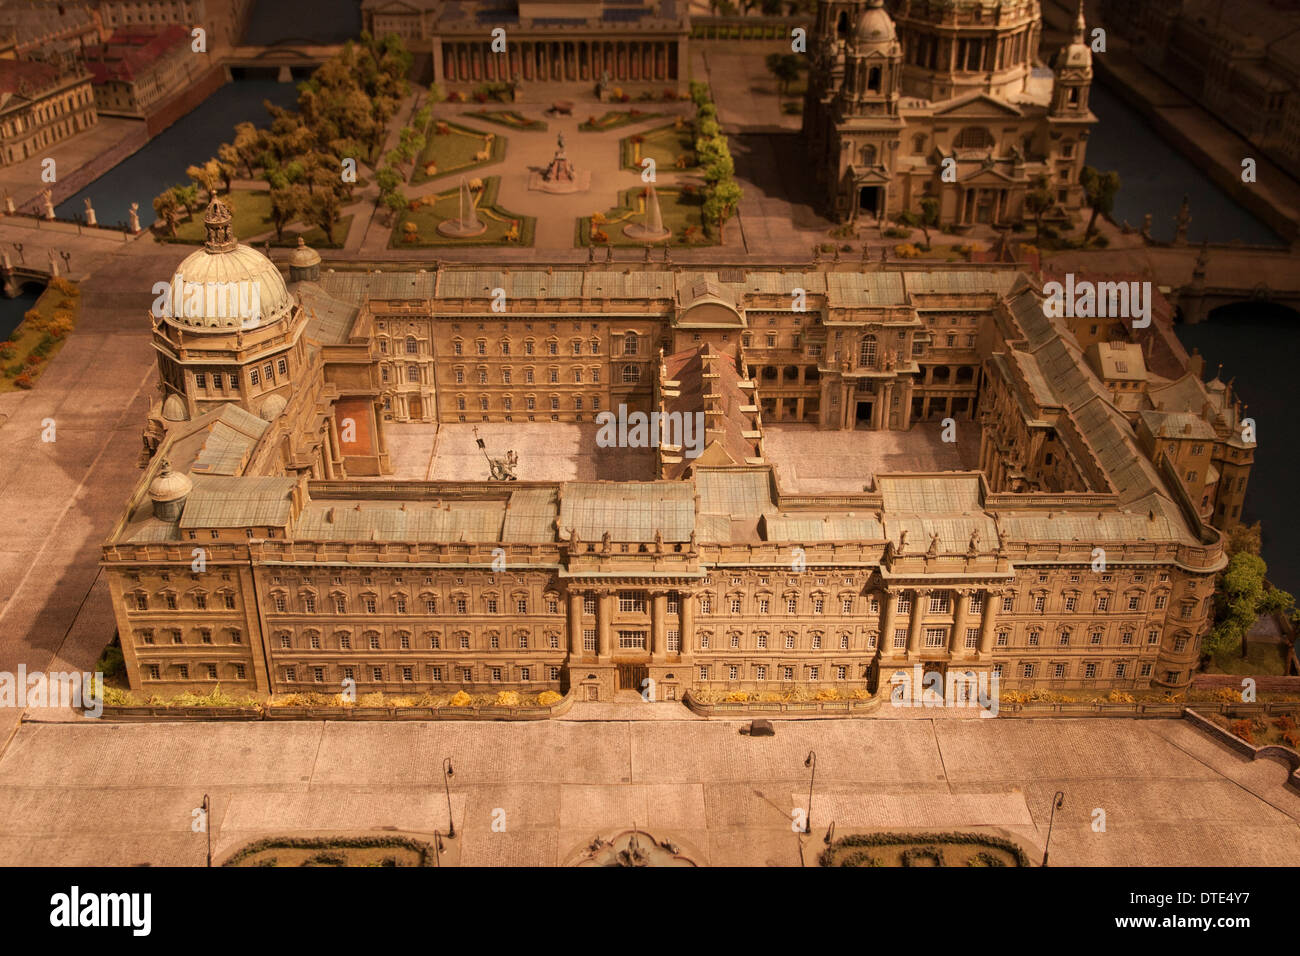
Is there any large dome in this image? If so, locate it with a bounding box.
[164,199,293,332]
[855,0,896,45]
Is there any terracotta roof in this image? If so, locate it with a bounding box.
[83,25,189,84]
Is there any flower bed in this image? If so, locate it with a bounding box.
[578,109,664,132]
[466,109,546,131]
[390,175,534,247]
[411,121,506,185]
[683,687,877,717]
[621,121,697,171]
[223,835,436,867]
[0,279,80,393]
[820,832,1030,867]
[95,684,572,720]
[577,184,713,247]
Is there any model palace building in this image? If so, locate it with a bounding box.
[103,202,1233,702]
[802,0,1097,224]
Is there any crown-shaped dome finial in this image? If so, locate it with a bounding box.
[203,198,237,253]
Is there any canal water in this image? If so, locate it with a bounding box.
[56,80,301,228]
[1087,79,1298,592]
[1085,82,1285,246]
[1176,307,1300,596]
[0,290,40,342]
[242,0,362,45]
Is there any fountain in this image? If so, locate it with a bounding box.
[571,828,696,867]
[436,177,487,238]
[623,181,672,242]
[529,131,591,194]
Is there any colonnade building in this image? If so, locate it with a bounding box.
[362,0,691,87]
[104,202,1228,703]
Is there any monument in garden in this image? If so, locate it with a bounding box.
[530,132,591,194]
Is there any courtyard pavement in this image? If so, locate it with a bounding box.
[422,422,657,483]
[0,713,1295,866]
[763,422,981,494]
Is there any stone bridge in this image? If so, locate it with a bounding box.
[220,43,344,81]
[1045,243,1300,324]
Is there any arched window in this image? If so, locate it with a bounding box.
[912,133,927,154]
[622,364,640,384]
[954,126,994,150]
[623,332,639,355]
[405,336,417,354]
[859,334,877,367]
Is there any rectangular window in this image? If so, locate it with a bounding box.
[893,628,907,649]
[965,627,979,649]
[373,667,383,682]
[929,591,950,614]
[618,591,647,613]
[835,666,846,680]
[667,629,680,653]
[756,665,767,681]
[1002,595,1014,612]
[1084,663,1097,679]
[618,630,647,650]
[924,627,947,648]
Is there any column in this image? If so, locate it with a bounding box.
[598,592,613,658]
[434,40,445,82]
[977,589,998,655]
[907,588,930,656]
[680,590,696,658]
[321,429,336,479]
[950,589,969,660]
[651,591,667,661]
[878,589,896,657]
[568,592,583,656]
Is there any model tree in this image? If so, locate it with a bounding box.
[1079,166,1120,239]
[765,53,803,97]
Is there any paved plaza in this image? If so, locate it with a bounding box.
[763,422,980,494]
[423,422,657,483]
[0,713,1295,866]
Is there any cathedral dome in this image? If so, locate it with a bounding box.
[259,392,288,421]
[855,0,896,45]
[165,199,293,333]
[162,392,189,421]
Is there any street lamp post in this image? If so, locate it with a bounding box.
[442,757,456,838]
[1041,790,1065,867]
[202,794,211,867]
[803,751,816,835]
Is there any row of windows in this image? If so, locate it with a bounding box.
[136,627,241,645]
[282,664,562,684]
[274,631,562,651]
[1008,660,1152,680]
[452,366,603,385]
[128,592,236,611]
[698,664,851,682]
[455,393,605,412]
[193,357,286,392]
[990,628,1177,649]
[449,333,637,357]
[144,662,245,681]
[267,594,561,616]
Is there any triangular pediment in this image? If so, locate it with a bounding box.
[958,165,1023,185]
[932,92,1024,119]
